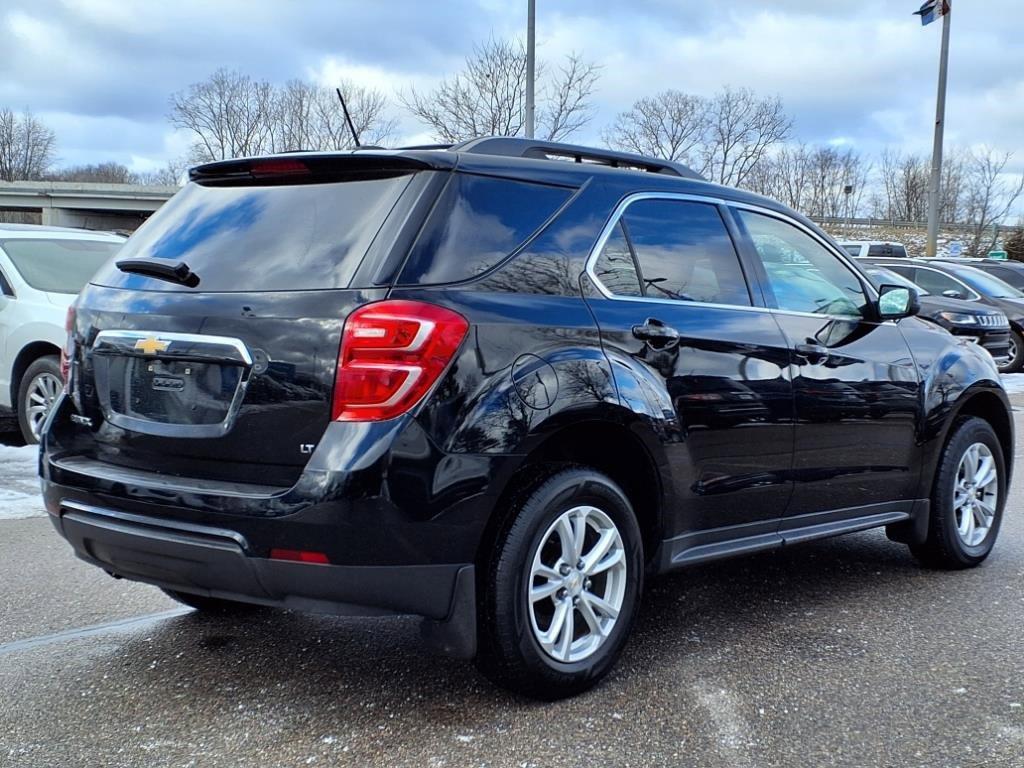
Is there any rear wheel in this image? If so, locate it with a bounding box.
[997,329,1023,373]
[161,589,263,614]
[911,417,1005,569]
[17,355,62,445]
[475,467,643,700]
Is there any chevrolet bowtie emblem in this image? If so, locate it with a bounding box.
[134,336,170,355]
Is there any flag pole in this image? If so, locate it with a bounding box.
[925,4,951,258]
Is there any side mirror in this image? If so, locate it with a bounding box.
[877,284,919,320]
[942,289,964,300]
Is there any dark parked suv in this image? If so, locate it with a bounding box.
[41,138,1013,699]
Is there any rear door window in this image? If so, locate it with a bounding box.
[1,238,123,294]
[616,199,751,306]
[398,173,572,285]
[909,267,978,299]
[92,174,414,292]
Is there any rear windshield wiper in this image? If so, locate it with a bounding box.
[116,258,200,288]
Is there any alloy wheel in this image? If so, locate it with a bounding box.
[25,372,62,441]
[527,505,627,663]
[953,442,998,547]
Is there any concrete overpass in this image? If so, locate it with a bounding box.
[0,181,178,231]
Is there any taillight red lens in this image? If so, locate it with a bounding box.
[60,306,76,383]
[333,300,468,421]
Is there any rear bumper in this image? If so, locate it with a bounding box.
[47,498,477,656]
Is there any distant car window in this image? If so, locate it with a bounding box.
[399,173,572,285]
[987,266,1024,290]
[867,244,908,258]
[841,245,862,258]
[736,211,867,317]
[592,222,643,297]
[907,267,978,300]
[949,265,1024,299]
[864,266,929,295]
[619,199,751,306]
[0,238,123,294]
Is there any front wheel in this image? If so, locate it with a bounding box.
[911,416,1006,569]
[475,467,644,700]
[17,355,62,445]
[997,329,1023,373]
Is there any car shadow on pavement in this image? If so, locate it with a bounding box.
[84,530,932,721]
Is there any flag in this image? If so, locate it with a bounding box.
[914,0,950,26]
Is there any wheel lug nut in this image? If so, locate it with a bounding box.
[557,588,568,600]
[584,579,592,590]
[572,596,580,605]
[577,560,585,570]
[559,564,571,576]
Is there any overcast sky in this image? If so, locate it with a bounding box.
[1,0,1021,182]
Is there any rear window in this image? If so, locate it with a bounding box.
[1,238,123,294]
[92,174,413,292]
[867,244,908,258]
[397,173,572,285]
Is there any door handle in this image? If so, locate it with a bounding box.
[794,342,829,364]
[632,319,680,344]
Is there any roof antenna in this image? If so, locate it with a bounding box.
[336,87,361,148]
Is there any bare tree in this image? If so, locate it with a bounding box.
[133,158,189,186]
[274,79,395,151]
[702,88,792,187]
[963,147,1024,256]
[604,86,790,186]
[169,69,394,163]
[747,144,870,219]
[400,38,599,143]
[0,108,57,181]
[47,161,134,184]
[878,149,929,222]
[602,90,708,165]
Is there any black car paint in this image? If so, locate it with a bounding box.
[41,147,1014,656]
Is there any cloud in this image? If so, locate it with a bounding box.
[0,0,1018,203]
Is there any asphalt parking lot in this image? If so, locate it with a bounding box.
[2,414,1023,768]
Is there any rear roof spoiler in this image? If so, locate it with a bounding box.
[189,152,454,184]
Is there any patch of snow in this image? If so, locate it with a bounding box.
[0,444,45,520]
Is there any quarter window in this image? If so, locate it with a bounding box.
[592,222,643,297]
[737,210,868,318]
[598,199,751,306]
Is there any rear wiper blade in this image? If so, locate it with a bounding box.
[116,258,200,288]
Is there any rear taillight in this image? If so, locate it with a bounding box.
[333,300,468,422]
[60,306,76,384]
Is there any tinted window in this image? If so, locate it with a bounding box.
[93,175,413,292]
[907,267,976,299]
[949,265,1024,299]
[737,210,867,317]
[841,245,863,257]
[867,244,908,258]
[399,173,572,285]
[864,266,929,295]
[1,238,124,294]
[592,222,642,296]
[988,266,1024,290]
[618,200,750,306]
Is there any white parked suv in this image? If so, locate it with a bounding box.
[0,224,125,442]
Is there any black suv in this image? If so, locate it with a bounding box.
[41,138,1013,699]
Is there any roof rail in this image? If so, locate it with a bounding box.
[451,136,706,181]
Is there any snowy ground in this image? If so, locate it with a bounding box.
[0,444,44,520]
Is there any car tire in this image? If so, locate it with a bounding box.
[475,466,644,700]
[17,355,63,445]
[910,416,1006,569]
[998,329,1024,373]
[161,588,264,614]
